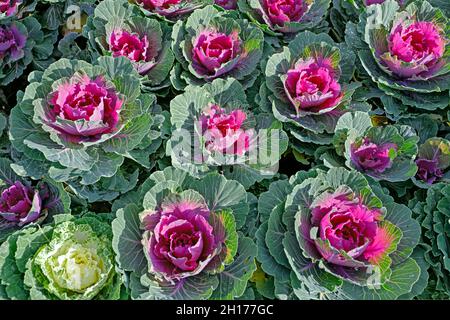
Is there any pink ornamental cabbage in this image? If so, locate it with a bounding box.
[192,30,242,77]
[0,0,21,17]
[46,75,123,142]
[109,30,150,63]
[214,0,237,10]
[284,57,343,114]
[350,139,397,173]
[142,199,223,280]
[0,181,41,225]
[381,21,446,79]
[265,0,309,27]
[0,24,25,61]
[310,191,394,266]
[200,105,250,155]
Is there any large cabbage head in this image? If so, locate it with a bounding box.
[256,167,424,299]
[112,167,257,300]
[85,0,175,89]
[9,57,165,202]
[349,0,450,112]
[0,214,123,300]
[168,78,288,188]
[238,0,331,35]
[171,5,264,90]
[264,31,359,146]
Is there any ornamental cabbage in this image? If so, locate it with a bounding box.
[263,31,360,152]
[0,17,56,85]
[171,5,264,89]
[9,57,166,202]
[168,78,288,188]
[256,167,424,299]
[238,0,330,35]
[85,0,175,90]
[0,213,123,300]
[332,111,419,182]
[413,137,450,187]
[0,158,70,241]
[112,167,257,299]
[347,0,450,113]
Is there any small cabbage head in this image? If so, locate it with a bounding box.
[85,0,175,89]
[264,31,359,147]
[171,5,264,89]
[168,78,288,188]
[413,137,450,187]
[0,17,56,85]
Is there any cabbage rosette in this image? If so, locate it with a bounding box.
[412,137,450,187]
[0,213,123,300]
[9,57,166,202]
[85,0,175,91]
[238,0,330,36]
[264,31,360,152]
[332,111,419,182]
[0,157,70,241]
[347,0,450,113]
[171,5,264,90]
[112,167,257,299]
[256,167,423,299]
[168,78,288,188]
[0,17,56,85]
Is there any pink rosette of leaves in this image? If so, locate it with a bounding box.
[108,28,162,76]
[264,0,309,28]
[284,56,343,114]
[192,30,242,78]
[0,0,21,17]
[350,138,397,173]
[379,20,447,79]
[141,197,225,281]
[306,188,397,268]
[0,181,42,226]
[0,24,26,62]
[110,30,150,63]
[200,105,250,156]
[44,75,123,143]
